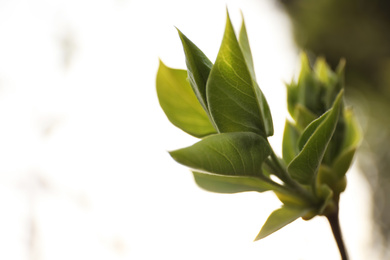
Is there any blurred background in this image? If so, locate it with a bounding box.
[0,0,387,259]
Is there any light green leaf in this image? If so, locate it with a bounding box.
[297,110,331,151]
[282,120,300,165]
[206,12,268,136]
[255,83,274,136]
[340,108,362,151]
[238,14,273,136]
[192,171,274,193]
[286,81,299,118]
[177,29,213,112]
[238,13,256,80]
[156,60,216,137]
[325,58,345,109]
[314,57,333,85]
[287,91,343,185]
[254,206,309,241]
[317,184,334,214]
[169,132,272,177]
[332,148,356,180]
[294,104,317,130]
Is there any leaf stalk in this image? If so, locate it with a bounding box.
[267,146,317,205]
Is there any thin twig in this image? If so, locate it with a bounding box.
[326,207,348,260]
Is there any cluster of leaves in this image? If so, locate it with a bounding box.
[156,12,361,241]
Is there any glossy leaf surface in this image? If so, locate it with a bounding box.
[156,61,216,137]
[170,132,271,177]
[254,206,309,240]
[288,91,343,185]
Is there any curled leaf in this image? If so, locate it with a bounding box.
[177,29,213,113]
[288,91,343,185]
[156,60,216,137]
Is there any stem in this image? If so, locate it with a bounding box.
[269,151,295,186]
[267,148,317,204]
[258,174,289,193]
[326,207,348,260]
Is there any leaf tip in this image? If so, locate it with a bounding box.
[253,233,264,242]
[334,89,344,105]
[175,26,183,37]
[158,57,164,66]
[225,7,233,26]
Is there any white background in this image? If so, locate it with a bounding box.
[0,0,373,259]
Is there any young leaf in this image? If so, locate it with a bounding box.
[286,81,299,118]
[254,206,309,241]
[297,110,331,151]
[282,120,300,164]
[314,57,333,85]
[169,132,272,177]
[287,91,343,185]
[340,108,362,152]
[239,14,274,136]
[294,104,317,130]
[206,12,269,136]
[255,83,274,136]
[332,108,361,178]
[238,14,256,80]
[325,59,345,109]
[156,60,216,137]
[192,171,274,193]
[332,148,356,179]
[177,29,213,112]
[297,53,323,115]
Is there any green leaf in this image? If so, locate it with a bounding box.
[286,81,299,118]
[206,12,269,136]
[156,60,216,137]
[332,108,361,178]
[340,108,362,151]
[282,120,300,164]
[332,148,356,179]
[287,91,343,185]
[255,83,274,136]
[238,13,256,80]
[325,58,345,109]
[294,104,317,130]
[314,57,333,85]
[317,184,334,215]
[238,13,273,136]
[169,132,272,177]
[297,110,331,151]
[254,206,309,241]
[297,53,323,115]
[192,171,274,193]
[177,29,213,112]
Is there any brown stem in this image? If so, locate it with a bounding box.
[326,207,348,260]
